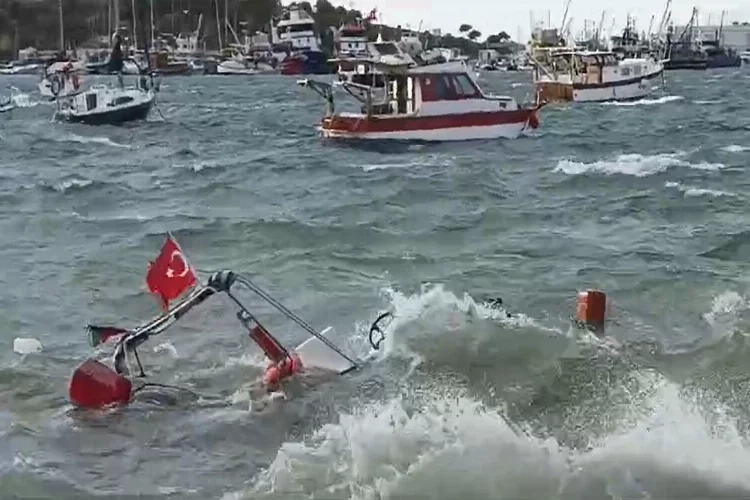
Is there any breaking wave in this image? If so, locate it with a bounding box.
[554,151,727,177]
[224,285,750,499]
[664,181,734,198]
[601,95,683,107]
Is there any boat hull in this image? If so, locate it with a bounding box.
[61,100,152,125]
[320,109,540,141]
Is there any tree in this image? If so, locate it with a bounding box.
[458,23,472,33]
[468,29,481,41]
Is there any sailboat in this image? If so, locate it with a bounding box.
[53,24,156,125]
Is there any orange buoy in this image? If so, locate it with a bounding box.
[574,289,607,334]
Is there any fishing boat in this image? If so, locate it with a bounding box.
[276,5,329,75]
[298,40,542,141]
[532,48,665,103]
[333,18,369,59]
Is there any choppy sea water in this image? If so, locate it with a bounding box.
[1,68,750,499]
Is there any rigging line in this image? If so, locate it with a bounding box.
[235,275,358,368]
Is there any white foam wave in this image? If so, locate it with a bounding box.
[665,181,733,198]
[367,283,562,367]
[52,178,93,192]
[555,152,727,177]
[722,144,749,153]
[242,374,750,500]
[64,133,130,149]
[11,91,40,108]
[601,95,683,107]
[702,291,748,338]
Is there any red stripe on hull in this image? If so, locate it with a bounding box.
[322,108,540,134]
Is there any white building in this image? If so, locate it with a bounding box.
[676,23,750,50]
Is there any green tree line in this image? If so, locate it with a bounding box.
[0,0,516,60]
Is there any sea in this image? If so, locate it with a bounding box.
[1,68,750,500]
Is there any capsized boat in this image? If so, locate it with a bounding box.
[68,270,360,409]
[298,40,542,141]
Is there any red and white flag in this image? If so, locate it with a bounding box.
[145,233,197,311]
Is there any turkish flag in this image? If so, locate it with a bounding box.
[145,234,197,311]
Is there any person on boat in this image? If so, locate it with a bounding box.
[107,33,125,88]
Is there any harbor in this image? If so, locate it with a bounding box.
[2,1,750,500]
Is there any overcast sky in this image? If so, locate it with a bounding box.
[329,1,750,41]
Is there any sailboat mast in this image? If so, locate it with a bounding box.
[224,0,228,47]
[132,0,139,50]
[58,0,65,52]
[150,0,155,46]
[114,0,120,35]
[215,0,222,50]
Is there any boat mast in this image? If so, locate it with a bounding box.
[214,0,222,50]
[132,0,139,51]
[108,0,112,42]
[150,0,155,47]
[224,0,228,48]
[58,0,65,52]
[114,0,120,36]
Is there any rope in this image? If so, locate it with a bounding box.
[132,382,202,399]
[190,268,357,368]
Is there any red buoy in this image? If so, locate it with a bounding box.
[575,289,607,334]
[69,359,132,408]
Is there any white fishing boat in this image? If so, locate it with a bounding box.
[299,40,542,141]
[532,48,664,103]
[333,19,369,59]
[216,54,276,75]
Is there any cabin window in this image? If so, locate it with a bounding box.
[452,74,479,98]
[621,67,631,76]
[420,76,438,101]
[112,96,134,106]
[435,75,458,100]
[86,93,97,111]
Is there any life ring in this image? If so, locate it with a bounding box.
[50,74,62,96]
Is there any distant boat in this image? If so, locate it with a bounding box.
[275,5,330,75]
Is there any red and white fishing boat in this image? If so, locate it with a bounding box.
[298,40,543,141]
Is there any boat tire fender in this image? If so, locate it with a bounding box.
[50,74,62,96]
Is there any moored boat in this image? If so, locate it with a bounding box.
[298,40,542,141]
